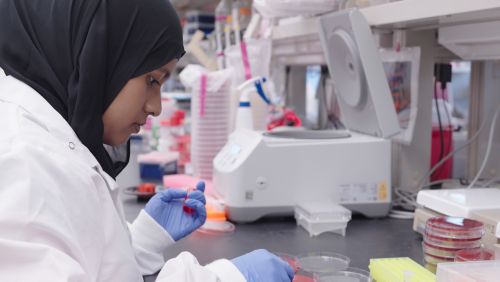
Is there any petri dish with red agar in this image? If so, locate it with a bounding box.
[424,217,484,249]
[422,241,477,259]
[425,217,484,239]
[422,216,485,271]
[455,247,495,262]
[423,252,455,265]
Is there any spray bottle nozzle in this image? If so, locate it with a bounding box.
[254,80,271,105]
[237,76,271,105]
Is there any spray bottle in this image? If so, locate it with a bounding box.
[235,77,271,131]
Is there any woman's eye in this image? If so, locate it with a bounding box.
[148,76,160,86]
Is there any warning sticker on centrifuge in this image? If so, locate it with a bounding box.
[339,182,388,203]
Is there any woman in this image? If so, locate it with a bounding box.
[0,0,293,281]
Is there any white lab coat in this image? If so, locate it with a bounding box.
[0,72,246,282]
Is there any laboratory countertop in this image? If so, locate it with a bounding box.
[121,194,423,281]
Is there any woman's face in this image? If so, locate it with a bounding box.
[102,59,177,145]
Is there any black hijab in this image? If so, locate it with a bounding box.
[0,0,185,178]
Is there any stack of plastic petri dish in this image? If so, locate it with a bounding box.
[423,217,484,272]
[190,73,231,180]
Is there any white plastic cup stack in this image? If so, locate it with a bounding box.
[186,67,232,180]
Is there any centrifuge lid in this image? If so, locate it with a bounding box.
[318,9,400,139]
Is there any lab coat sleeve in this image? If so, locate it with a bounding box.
[155,252,246,282]
[128,209,176,275]
[129,211,245,281]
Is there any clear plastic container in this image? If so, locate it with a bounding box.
[436,260,500,281]
[314,267,371,282]
[295,202,351,237]
[296,252,350,274]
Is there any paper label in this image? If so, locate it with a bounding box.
[340,181,388,203]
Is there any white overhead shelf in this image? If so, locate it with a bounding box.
[273,0,500,40]
[271,0,500,64]
[362,0,500,28]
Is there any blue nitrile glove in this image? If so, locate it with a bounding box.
[145,181,207,241]
[231,249,294,282]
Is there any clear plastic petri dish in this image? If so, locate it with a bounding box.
[423,231,482,249]
[423,252,455,265]
[422,241,470,259]
[425,217,484,239]
[196,220,235,235]
[296,252,350,274]
[314,267,371,282]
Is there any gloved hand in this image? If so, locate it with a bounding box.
[145,181,206,241]
[231,249,294,282]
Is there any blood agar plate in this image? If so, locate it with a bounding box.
[422,242,474,259]
[296,252,350,274]
[423,253,454,265]
[426,217,484,239]
[423,232,482,249]
[454,248,495,262]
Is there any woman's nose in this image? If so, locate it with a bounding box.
[145,89,162,117]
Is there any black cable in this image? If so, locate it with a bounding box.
[284,66,291,107]
[433,63,453,180]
